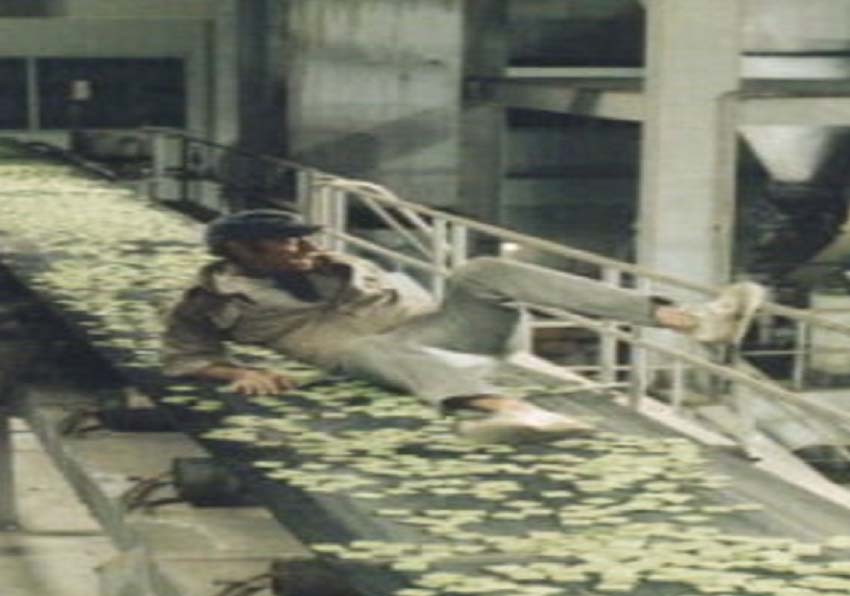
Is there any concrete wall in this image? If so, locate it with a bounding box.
[282,0,464,208]
[0,18,211,145]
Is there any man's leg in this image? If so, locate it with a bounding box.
[431,257,764,345]
[335,258,665,440]
[338,336,500,406]
[337,335,595,443]
[445,257,663,326]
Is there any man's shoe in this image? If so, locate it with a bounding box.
[685,282,766,345]
[457,408,595,444]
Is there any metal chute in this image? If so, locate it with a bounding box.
[737,2,850,280]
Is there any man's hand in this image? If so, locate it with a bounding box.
[654,305,698,331]
[226,369,296,396]
[312,252,352,276]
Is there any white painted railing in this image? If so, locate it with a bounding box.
[143,128,850,451]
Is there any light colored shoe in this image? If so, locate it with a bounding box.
[457,408,595,444]
[686,282,766,345]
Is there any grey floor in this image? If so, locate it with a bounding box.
[1,418,113,596]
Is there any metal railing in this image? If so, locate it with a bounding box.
[142,128,850,450]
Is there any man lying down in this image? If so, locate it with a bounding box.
[162,210,765,443]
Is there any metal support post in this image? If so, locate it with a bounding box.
[600,267,622,385]
[628,346,647,410]
[312,184,333,250]
[178,137,191,205]
[449,223,469,269]
[791,320,809,390]
[148,131,169,202]
[431,219,448,301]
[0,399,17,530]
[671,359,685,413]
[295,170,314,218]
[329,189,348,253]
[638,0,741,288]
[628,278,654,409]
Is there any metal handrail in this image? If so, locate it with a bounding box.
[141,127,315,174]
[143,128,850,330]
[543,306,850,428]
[314,171,850,388]
[140,128,850,323]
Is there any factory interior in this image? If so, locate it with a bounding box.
[6,1,850,595]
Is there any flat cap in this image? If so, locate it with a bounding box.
[205,209,321,249]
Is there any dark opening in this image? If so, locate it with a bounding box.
[37,58,186,129]
[0,59,28,129]
[0,0,53,17]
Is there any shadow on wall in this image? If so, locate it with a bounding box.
[291,106,457,178]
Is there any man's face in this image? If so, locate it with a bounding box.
[232,236,322,273]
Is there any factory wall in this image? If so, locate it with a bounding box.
[280,0,465,209]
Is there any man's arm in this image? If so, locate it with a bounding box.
[162,291,295,396]
[189,364,296,396]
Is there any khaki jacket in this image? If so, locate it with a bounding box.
[161,253,434,375]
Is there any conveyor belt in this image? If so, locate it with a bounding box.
[2,139,850,595]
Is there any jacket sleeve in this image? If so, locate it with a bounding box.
[161,289,232,377]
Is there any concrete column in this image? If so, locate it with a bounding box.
[211,0,240,145]
[237,0,280,153]
[461,0,508,225]
[283,0,465,209]
[637,0,742,293]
